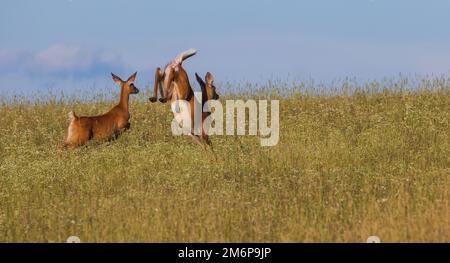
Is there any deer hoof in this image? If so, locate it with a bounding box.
[159,98,167,103]
[149,97,157,103]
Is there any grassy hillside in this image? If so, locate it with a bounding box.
[0,81,449,242]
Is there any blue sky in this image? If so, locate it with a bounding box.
[1,0,449,94]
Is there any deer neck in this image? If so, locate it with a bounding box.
[118,88,130,112]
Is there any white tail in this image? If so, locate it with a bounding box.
[68,111,77,121]
[173,48,197,65]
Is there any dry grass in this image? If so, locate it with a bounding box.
[0,78,449,242]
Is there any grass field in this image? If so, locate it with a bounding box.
[0,78,449,242]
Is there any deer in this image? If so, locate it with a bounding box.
[195,71,219,145]
[62,72,139,149]
[148,49,219,149]
[148,48,197,104]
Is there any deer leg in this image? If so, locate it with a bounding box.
[112,122,131,140]
[189,134,205,148]
[158,83,167,103]
[149,67,162,103]
[201,125,213,148]
[160,71,175,104]
[202,134,212,146]
[114,130,121,140]
[159,86,168,103]
[202,134,217,160]
[124,122,131,131]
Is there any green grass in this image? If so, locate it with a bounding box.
[0,80,449,242]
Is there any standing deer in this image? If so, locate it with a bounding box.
[148,49,219,148]
[62,72,139,149]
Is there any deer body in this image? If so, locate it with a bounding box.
[149,49,219,148]
[169,70,216,148]
[149,49,197,104]
[63,72,139,148]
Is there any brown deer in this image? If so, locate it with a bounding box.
[194,71,220,147]
[148,49,219,148]
[148,48,197,103]
[62,72,139,149]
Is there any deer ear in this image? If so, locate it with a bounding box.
[127,71,137,83]
[111,73,123,86]
[195,72,205,87]
[205,72,214,85]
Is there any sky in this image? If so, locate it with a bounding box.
[0,0,449,95]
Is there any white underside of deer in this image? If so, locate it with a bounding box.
[170,82,202,136]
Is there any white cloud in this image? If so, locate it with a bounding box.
[32,44,88,72]
[0,50,19,65]
[0,44,124,76]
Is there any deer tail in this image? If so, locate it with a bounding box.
[68,111,77,122]
[173,48,197,65]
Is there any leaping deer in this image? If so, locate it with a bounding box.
[62,72,139,149]
[148,48,197,103]
[148,49,219,149]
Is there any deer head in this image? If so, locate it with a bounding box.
[111,72,139,95]
[196,72,219,103]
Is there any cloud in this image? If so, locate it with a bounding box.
[0,44,125,78]
[32,45,89,72]
[0,44,130,96]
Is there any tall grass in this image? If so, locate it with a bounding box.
[0,77,449,242]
